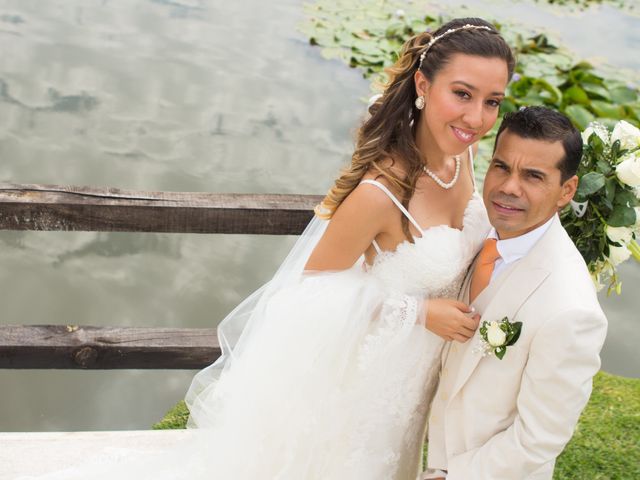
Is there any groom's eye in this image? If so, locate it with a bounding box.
[492,161,508,171]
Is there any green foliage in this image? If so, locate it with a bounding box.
[534,0,634,11]
[560,122,640,293]
[152,400,190,430]
[554,371,640,479]
[299,0,640,160]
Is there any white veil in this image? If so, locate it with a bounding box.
[184,214,331,428]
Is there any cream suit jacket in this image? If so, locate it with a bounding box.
[426,215,608,480]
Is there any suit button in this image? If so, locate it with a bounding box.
[441,392,448,401]
[451,345,458,353]
[443,368,449,376]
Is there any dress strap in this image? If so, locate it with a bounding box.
[359,179,424,234]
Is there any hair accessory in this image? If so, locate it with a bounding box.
[418,24,494,70]
[422,155,461,189]
[414,96,425,110]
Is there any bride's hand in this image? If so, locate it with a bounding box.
[423,298,479,342]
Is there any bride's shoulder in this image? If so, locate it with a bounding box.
[357,158,407,199]
[332,160,406,224]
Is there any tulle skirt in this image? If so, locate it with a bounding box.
[20,267,443,480]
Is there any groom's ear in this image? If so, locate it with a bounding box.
[557,174,578,209]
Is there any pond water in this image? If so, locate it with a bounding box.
[0,0,638,432]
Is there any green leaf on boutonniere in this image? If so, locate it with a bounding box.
[505,322,523,346]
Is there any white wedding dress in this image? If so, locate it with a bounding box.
[20,153,490,480]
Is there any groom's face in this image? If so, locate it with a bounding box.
[483,130,578,240]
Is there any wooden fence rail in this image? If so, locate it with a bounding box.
[0,183,322,369]
[0,184,322,234]
[0,325,220,369]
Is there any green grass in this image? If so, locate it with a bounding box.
[152,400,189,430]
[153,371,639,478]
[554,371,639,479]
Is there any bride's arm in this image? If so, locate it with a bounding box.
[304,182,398,271]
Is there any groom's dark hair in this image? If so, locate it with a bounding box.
[494,106,582,183]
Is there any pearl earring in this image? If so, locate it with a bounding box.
[414,96,425,110]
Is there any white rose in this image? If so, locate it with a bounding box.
[616,151,640,187]
[608,245,631,266]
[395,9,406,18]
[635,207,640,231]
[611,120,640,150]
[606,225,633,245]
[487,321,507,347]
[582,122,609,144]
[581,126,594,144]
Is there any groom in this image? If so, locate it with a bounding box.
[424,106,608,480]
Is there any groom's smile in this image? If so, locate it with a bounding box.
[483,130,578,240]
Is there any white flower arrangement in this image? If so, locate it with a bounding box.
[475,317,522,360]
[562,120,640,294]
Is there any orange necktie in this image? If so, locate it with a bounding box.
[469,238,501,303]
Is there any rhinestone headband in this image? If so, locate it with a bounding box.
[418,24,494,70]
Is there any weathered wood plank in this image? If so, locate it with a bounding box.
[0,184,324,234]
[0,325,220,369]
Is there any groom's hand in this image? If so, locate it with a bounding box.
[425,299,480,342]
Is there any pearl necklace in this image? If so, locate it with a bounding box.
[422,155,461,190]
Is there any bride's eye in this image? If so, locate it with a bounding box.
[454,90,471,100]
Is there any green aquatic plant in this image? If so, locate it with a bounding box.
[299,0,640,139]
[534,0,633,12]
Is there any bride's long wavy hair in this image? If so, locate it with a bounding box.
[316,17,515,239]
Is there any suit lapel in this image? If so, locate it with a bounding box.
[448,217,564,401]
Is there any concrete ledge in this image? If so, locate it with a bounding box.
[0,430,192,479]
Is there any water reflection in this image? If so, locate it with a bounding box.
[0,0,638,431]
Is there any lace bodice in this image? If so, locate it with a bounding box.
[368,191,490,298]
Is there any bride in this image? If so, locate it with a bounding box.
[22,17,514,480]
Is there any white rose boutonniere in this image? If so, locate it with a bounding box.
[476,317,522,360]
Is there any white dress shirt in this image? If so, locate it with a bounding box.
[488,214,555,281]
[422,214,556,480]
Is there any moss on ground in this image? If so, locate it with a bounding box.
[152,400,189,430]
[153,371,639,478]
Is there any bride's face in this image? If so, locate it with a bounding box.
[415,53,509,156]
